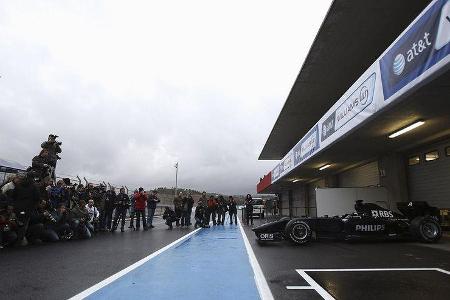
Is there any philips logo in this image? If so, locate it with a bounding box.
[393,54,406,75]
[392,32,432,76]
[355,224,385,232]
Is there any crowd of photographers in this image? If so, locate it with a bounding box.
[0,172,264,249]
[0,171,167,248]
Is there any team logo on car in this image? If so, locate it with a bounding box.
[371,210,394,218]
[355,224,385,232]
[259,233,274,240]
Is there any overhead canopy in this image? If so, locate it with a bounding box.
[263,69,450,192]
[0,158,27,171]
[259,0,432,160]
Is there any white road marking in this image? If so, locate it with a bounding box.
[286,286,315,290]
[296,270,335,300]
[291,267,450,300]
[238,218,275,300]
[68,228,202,300]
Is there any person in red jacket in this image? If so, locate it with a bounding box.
[134,187,148,230]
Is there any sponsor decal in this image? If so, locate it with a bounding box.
[259,233,274,240]
[294,125,319,165]
[380,0,450,100]
[281,152,293,174]
[371,210,394,218]
[355,224,385,232]
[321,73,376,142]
[272,164,280,182]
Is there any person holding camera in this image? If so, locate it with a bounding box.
[112,188,130,232]
[228,196,238,225]
[245,194,254,226]
[134,188,148,231]
[85,199,99,233]
[207,195,217,225]
[194,200,207,228]
[0,204,18,248]
[104,187,116,231]
[162,206,177,230]
[146,190,160,228]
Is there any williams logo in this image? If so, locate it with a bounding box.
[393,53,406,75]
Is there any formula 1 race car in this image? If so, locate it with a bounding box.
[252,200,442,245]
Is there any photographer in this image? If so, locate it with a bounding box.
[216,195,227,225]
[162,206,177,230]
[134,188,148,231]
[104,187,116,231]
[69,199,91,239]
[40,134,62,180]
[85,199,99,233]
[49,204,73,240]
[146,190,160,228]
[228,196,238,225]
[173,192,183,227]
[186,193,194,226]
[10,173,41,244]
[32,200,60,242]
[207,195,217,226]
[244,194,254,226]
[0,204,18,248]
[111,188,130,232]
[194,200,207,228]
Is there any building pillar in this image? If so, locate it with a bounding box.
[378,152,409,210]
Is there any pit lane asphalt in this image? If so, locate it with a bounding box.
[0,217,196,300]
[242,218,450,300]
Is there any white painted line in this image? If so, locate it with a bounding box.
[436,268,450,275]
[292,268,450,300]
[238,218,275,300]
[286,286,315,290]
[300,268,450,273]
[68,228,202,300]
[297,270,335,300]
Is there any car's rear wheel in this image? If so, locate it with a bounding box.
[410,216,442,243]
[285,219,311,245]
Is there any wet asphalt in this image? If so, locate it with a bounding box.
[242,218,450,300]
[0,217,195,300]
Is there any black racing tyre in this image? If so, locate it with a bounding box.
[285,219,311,245]
[410,216,442,243]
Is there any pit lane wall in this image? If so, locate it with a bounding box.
[265,0,450,188]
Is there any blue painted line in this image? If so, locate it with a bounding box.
[87,225,260,300]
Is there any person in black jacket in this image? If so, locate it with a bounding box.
[186,193,194,226]
[10,174,42,244]
[146,190,160,228]
[163,206,177,230]
[228,196,237,225]
[194,201,207,228]
[104,188,116,231]
[216,195,227,225]
[245,194,254,226]
[112,188,130,232]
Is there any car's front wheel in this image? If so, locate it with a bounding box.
[285,219,311,245]
[410,216,442,243]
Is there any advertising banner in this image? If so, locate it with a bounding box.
[294,125,319,165]
[380,0,450,100]
[321,73,376,142]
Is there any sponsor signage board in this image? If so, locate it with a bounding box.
[294,125,319,165]
[380,0,450,100]
[321,73,376,142]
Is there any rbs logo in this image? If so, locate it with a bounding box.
[393,32,432,76]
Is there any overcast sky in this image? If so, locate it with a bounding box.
[0,0,331,194]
